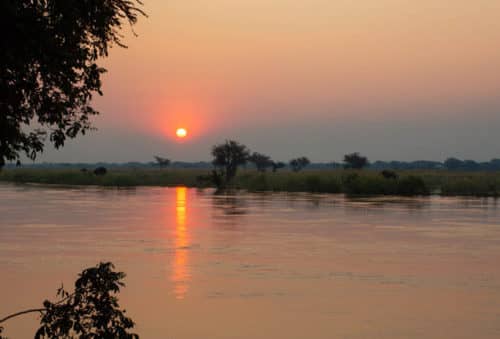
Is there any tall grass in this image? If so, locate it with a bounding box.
[1,168,499,196]
[0,168,203,187]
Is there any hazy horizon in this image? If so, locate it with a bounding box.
[32,0,500,163]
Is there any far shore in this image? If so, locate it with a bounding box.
[1,168,499,197]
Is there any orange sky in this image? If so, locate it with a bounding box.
[40,0,500,162]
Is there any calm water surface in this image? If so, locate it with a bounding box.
[1,183,500,338]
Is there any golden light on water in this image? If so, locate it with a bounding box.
[172,186,190,299]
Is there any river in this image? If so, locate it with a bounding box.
[1,183,499,338]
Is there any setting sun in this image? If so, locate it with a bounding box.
[176,128,187,138]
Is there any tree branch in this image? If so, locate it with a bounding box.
[0,308,45,324]
[0,291,75,324]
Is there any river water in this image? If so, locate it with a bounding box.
[1,183,500,338]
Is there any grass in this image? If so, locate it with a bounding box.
[0,168,203,187]
[1,168,499,197]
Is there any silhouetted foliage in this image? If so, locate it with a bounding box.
[94,167,107,176]
[4,157,500,171]
[211,140,250,187]
[154,156,171,169]
[444,157,464,170]
[211,170,223,189]
[444,157,485,171]
[248,152,273,172]
[0,0,145,168]
[370,160,443,170]
[381,170,398,179]
[0,262,138,339]
[271,161,286,173]
[341,171,428,195]
[397,176,428,195]
[343,152,369,169]
[289,157,310,172]
[341,173,361,191]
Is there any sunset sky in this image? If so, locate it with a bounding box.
[39,0,500,163]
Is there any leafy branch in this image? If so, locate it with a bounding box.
[0,262,138,339]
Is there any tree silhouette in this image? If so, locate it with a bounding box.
[289,157,310,172]
[154,156,171,169]
[0,262,138,339]
[211,140,250,186]
[248,152,273,172]
[343,152,369,169]
[0,0,145,168]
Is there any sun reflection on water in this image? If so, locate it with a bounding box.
[172,186,190,299]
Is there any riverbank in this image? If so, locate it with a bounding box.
[1,168,499,197]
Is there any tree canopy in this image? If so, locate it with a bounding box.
[289,157,310,172]
[248,152,273,172]
[154,156,171,169]
[343,152,369,169]
[211,140,250,185]
[0,0,145,168]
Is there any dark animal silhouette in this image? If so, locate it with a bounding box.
[94,167,107,176]
[381,170,398,179]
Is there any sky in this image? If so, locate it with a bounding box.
[38,0,500,163]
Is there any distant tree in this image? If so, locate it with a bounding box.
[154,156,171,169]
[343,152,369,169]
[289,157,310,172]
[271,161,286,173]
[248,152,273,172]
[370,160,443,170]
[0,0,146,168]
[444,157,463,170]
[211,140,250,186]
[488,159,500,171]
[462,160,480,171]
[0,262,138,339]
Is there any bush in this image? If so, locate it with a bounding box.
[342,172,427,196]
[304,175,341,193]
[441,178,499,196]
[397,176,429,195]
[247,174,270,191]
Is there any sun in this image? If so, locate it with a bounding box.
[176,128,187,138]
